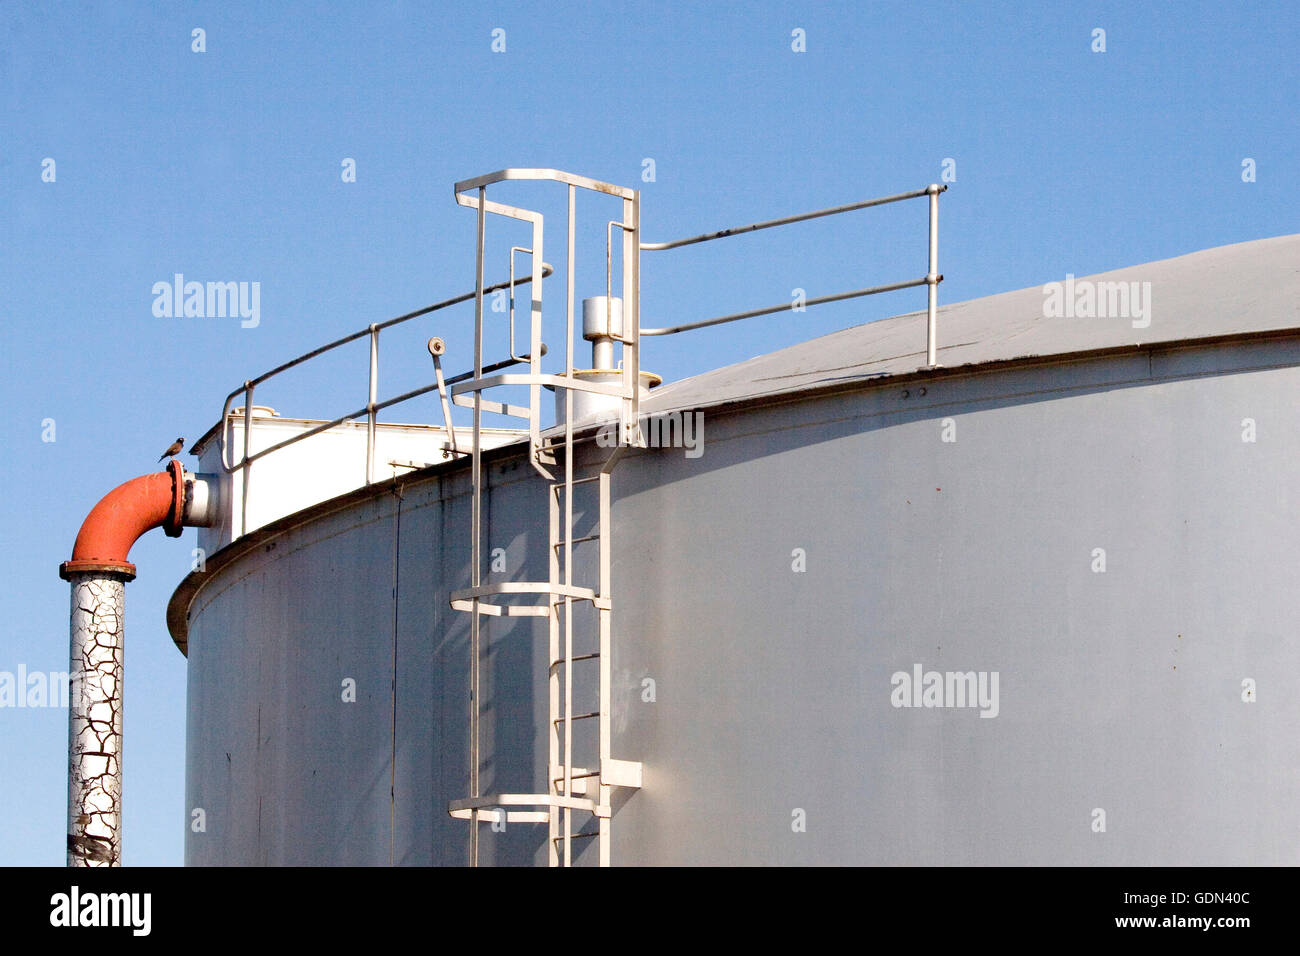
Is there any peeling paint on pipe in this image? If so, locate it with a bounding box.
[64,573,126,866]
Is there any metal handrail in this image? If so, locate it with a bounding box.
[216,175,948,544]
[641,278,932,337]
[640,186,937,251]
[223,347,549,471]
[220,169,638,540]
[639,184,947,365]
[219,264,553,538]
[218,263,553,474]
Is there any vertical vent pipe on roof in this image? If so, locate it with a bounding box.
[554,296,660,425]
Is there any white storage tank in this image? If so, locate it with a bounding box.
[169,229,1300,865]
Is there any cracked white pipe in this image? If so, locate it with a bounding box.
[58,460,216,866]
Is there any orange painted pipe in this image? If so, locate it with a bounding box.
[59,460,185,581]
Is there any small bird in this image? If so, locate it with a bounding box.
[158,437,185,461]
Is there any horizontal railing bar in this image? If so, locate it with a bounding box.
[640,186,942,251]
[641,276,937,336]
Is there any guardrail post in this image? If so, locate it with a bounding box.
[240,383,253,538]
[366,325,378,484]
[927,184,941,368]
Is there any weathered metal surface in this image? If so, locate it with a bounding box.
[67,573,127,867]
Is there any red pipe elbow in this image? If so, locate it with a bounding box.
[59,460,186,581]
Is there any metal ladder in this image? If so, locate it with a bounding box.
[446,170,644,866]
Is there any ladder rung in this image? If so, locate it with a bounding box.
[552,831,599,843]
[554,770,602,784]
[553,533,601,549]
[551,476,601,492]
[554,712,599,724]
[549,652,600,668]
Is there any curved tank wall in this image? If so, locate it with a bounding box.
[180,334,1300,865]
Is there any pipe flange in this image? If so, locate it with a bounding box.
[58,560,137,582]
[164,459,185,538]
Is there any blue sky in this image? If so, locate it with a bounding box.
[1,1,1295,865]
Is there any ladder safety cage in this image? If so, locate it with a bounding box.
[445,169,646,868]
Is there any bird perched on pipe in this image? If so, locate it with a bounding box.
[158,437,184,461]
